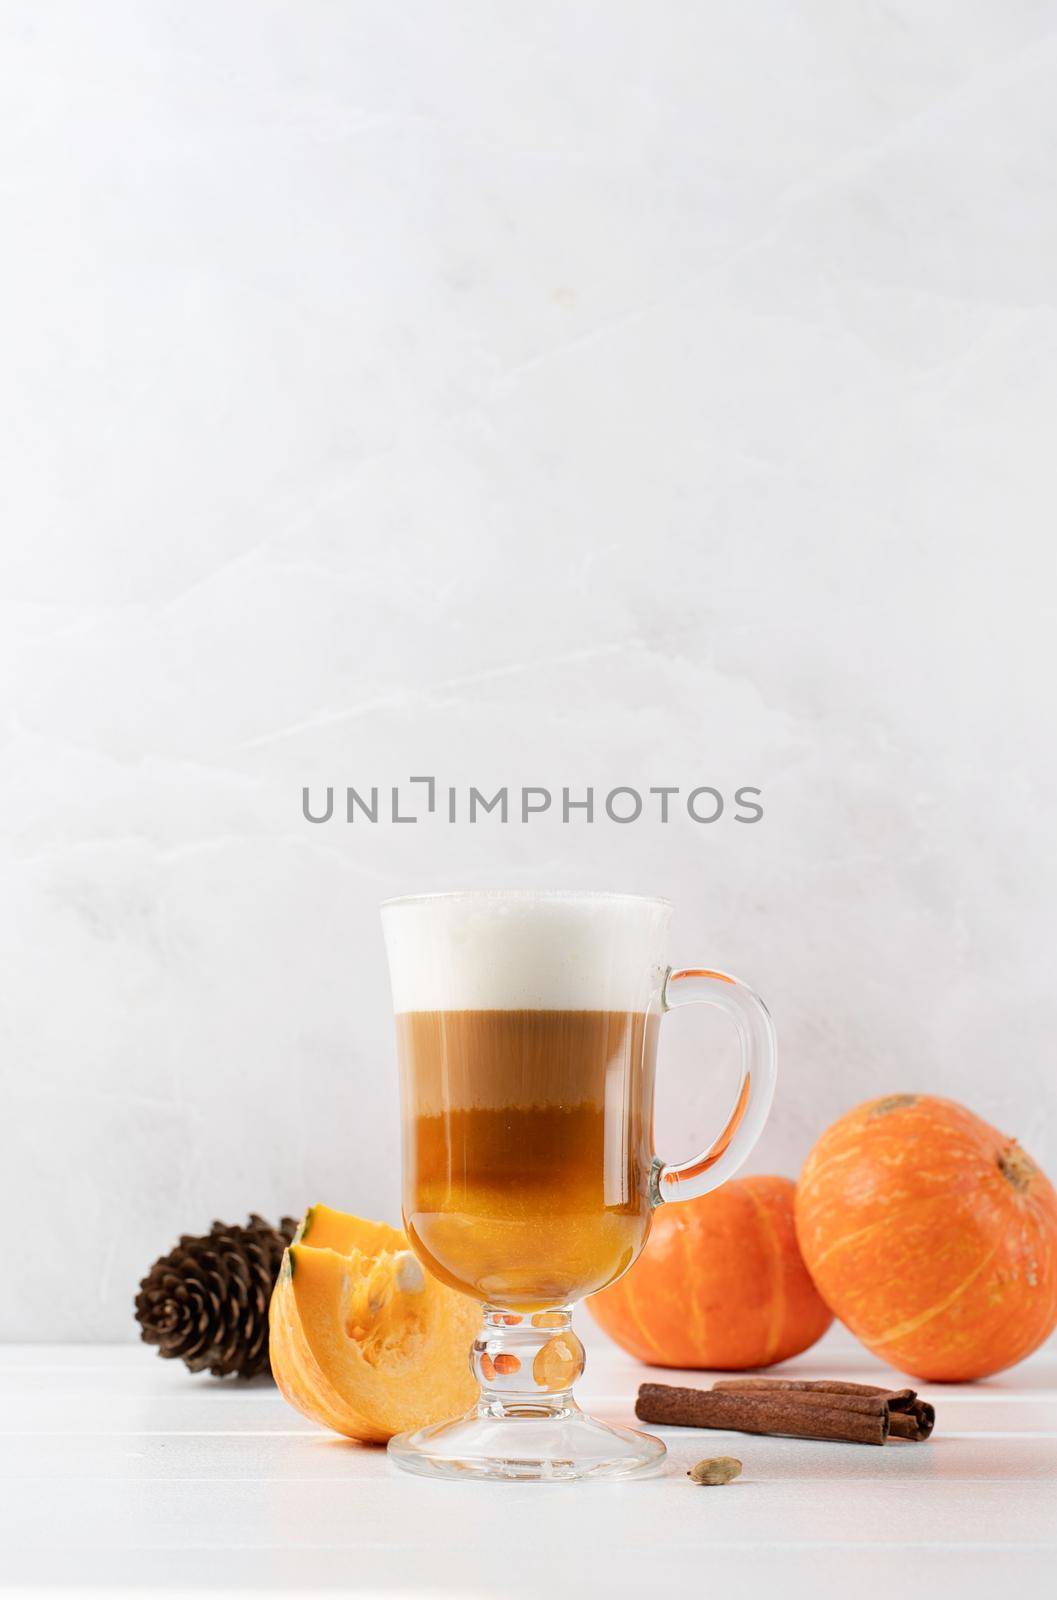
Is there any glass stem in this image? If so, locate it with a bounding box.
[471,1306,585,1420]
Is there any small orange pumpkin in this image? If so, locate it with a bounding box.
[795,1095,1057,1381]
[588,1175,832,1368]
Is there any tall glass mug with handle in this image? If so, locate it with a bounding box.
[381,889,777,1481]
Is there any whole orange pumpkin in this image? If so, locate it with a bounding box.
[587,1175,832,1368]
[795,1095,1057,1381]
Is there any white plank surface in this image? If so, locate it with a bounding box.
[1,1327,1055,1598]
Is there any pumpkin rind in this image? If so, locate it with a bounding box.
[795,1095,1057,1381]
[587,1175,832,1369]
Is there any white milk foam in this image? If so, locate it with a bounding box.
[382,891,671,1013]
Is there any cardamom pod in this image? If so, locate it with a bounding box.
[687,1455,742,1485]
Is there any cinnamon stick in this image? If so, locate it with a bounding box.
[887,1402,935,1441]
[713,1377,913,1401]
[712,1378,934,1441]
[635,1383,889,1445]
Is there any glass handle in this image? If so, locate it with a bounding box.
[650,966,777,1208]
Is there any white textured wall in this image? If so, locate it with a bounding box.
[3,2,1055,1340]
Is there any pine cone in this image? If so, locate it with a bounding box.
[135,1213,298,1379]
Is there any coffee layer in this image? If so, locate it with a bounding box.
[395,1008,658,1114]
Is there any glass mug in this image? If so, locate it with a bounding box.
[381,889,777,1481]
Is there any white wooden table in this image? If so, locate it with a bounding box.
[2,1327,1054,1598]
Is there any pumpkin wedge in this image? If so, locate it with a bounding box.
[269,1206,479,1443]
[294,1201,401,1257]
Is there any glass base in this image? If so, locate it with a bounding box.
[389,1404,666,1482]
[387,1304,666,1482]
